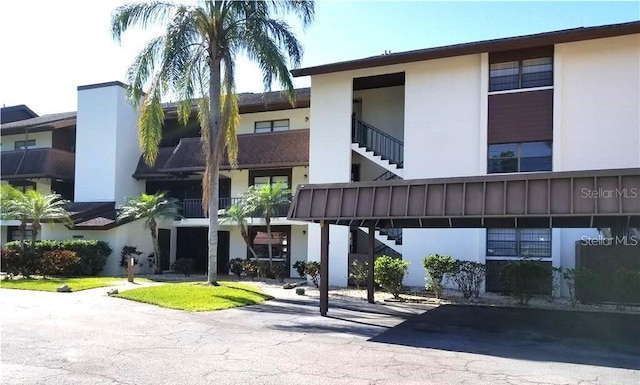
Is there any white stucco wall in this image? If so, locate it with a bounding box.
[75,83,143,204]
[307,72,353,286]
[237,108,309,135]
[0,131,53,151]
[404,54,483,179]
[41,219,165,276]
[554,34,640,171]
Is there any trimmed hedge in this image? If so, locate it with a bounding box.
[5,240,112,276]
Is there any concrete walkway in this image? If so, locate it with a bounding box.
[1,283,638,385]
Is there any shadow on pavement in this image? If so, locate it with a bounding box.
[370,304,640,370]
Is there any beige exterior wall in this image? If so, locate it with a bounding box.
[1,131,53,151]
[236,108,310,135]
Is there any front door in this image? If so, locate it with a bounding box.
[176,228,230,274]
[217,231,230,274]
[158,229,171,271]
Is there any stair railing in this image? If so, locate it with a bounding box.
[352,116,404,167]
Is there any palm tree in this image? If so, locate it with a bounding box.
[111,0,314,284]
[1,187,72,247]
[245,182,291,267]
[117,192,181,274]
[220,198,259,261]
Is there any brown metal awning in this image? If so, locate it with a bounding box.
[288,168,640,229]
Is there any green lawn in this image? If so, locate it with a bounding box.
[114,282,272,311]
[0,277,151,292]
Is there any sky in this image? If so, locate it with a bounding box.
[0,1,638,115]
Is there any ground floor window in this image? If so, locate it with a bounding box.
[486,228,551,259]
[249,226,290,264]
[7,226,32,242]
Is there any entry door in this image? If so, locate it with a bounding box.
[217,231,230,274]
[158,229,171,271]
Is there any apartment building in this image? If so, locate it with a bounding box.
[1,83,310,276]
[288,21,640,295]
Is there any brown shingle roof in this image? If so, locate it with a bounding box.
[0,148,75,180]
[1,111,76,135]
[291,20,640,77]
[134,129,309,178]
[66,202,120,230]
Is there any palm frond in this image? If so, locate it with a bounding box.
[112,1,178,42]
[138,79,165,165]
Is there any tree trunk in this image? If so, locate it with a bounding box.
[149,219,161,274]
[31,221,39,249]
[207,55,222,286]
[266,216,273,268]
[18,220,26,251]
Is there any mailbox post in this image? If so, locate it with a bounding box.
[128,257,134,283]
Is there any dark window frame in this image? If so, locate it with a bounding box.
[254,119,290,133]
[247,225,291,269]
[249,168,292,189]
[488,141,552,174]
[14,139,36,150]
[489,56,553,92]
[486,228,552,259]
[9,180,36,193]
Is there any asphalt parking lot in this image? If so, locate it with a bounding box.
[1,286,638,385]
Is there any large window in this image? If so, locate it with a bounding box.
[253,175,289,189]
[490,57,553,92]
[254,119,289,133]
[488,141,551,173]
[14,139,36,150]
[487,229,551,259]
[7,226,33,242]
[249,226,290,264]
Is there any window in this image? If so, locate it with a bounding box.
[488,141,551,173]
[249,227,290,263]
[490,57,552,91]
[252,175,289,189]
[487,229,551,259]
[9,180,36,193]
[7,226,33,242]
[254,119,289,133]
[14,139,36,150]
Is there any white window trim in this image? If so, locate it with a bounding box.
[488,85,554,96]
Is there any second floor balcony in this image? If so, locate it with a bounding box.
[181,197,292,219]
[1,148,75,181]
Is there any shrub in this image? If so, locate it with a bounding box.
[41,250,79,277]
[243,260,261,280]
[422,254,456,299]
[349,260,368,290]
[450,261,485,299]
[547,267,563,303]
[293,261,307,278]
[229,258,245,278]
[6,240,112,276]
[270,262,288,283]
[172,258,194,276]
[614,269,640,304]
[374,255,409,299]
[1,248,41,278]
[501,260,551,305]
[304,261,321,288]
[574,266,601,305]
[119,246,143,268]
[562,268,578,308]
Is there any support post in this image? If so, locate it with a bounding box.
[320,221,329,316]
[127,257,135,283]
[367,225,375,303]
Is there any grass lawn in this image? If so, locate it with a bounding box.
[115,282,273,311]
[0,277,151,292]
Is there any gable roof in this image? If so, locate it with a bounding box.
[1,105,39,124]
[291,20,640,77]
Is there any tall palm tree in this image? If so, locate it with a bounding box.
[117,192,181,274]
[220,198,259,261]
[1,188,72,247]
[112,0,314,284]
[245,182,291,267]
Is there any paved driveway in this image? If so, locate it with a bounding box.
[1,286,638,385]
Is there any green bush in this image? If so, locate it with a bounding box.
[422,254,456,299]
[41,250,80,277]
[292,261,307,278]
[119,246,143,268]
[6,240,112,276]
[229,258,245,278]
[574,266,601,304]
[349,260,368,290]
[450,261,485,299]
[270,262,288,283]
[374,255,409,299]
[1,248,41,278]
[304,261,321,288]
[501,260,551,305]
[614,269,640,304]
[172,258,194,276]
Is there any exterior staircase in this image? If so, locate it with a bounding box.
[351,117,404,178]
[359,227,403,255]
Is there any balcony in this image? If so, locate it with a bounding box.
[181,197,292,219]
[1,148,75,181]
